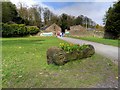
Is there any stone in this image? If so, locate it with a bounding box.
[65,51,82,61]
[46,44,95,65]
[47,46,67,65]
[65,45,95,61]
[82,44,95,58]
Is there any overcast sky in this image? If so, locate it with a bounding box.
[10,0,118,25]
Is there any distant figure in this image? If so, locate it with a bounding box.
[57,32,60,37]
[62,32,64,37]
[60,32,62,37]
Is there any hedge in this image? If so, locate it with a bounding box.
[1,23,39,37]
[26,26,39,35]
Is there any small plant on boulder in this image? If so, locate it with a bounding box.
[59,43,89,53]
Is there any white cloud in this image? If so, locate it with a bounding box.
[9,0,37,7]
[51,2,114,25]
[32,0,117,2]
[9,0,116,25]
[10,0,55,10]
[8,0,118,5]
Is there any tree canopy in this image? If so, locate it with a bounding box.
[2,1,97,32]
[104,1,120,39]
[2,2,18,23]
[2,2,25,24]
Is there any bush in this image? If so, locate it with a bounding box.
[2,23,39,37]
[10,24,27,36]
[2,23,11,37]
[2,23,27,37]
[26,26,39,35]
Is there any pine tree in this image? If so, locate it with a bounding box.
[104,1,120,39]
[2,2,18,23]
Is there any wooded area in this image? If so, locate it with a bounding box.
[2,1,96,33]
[1,1,120,39]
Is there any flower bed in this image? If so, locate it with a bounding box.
[47,43,95,65]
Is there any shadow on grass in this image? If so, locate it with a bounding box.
[2,39,45,45]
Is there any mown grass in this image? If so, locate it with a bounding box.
[69,36,118,47]
[2,36,118,88]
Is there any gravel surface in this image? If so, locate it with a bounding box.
[58,37,119,65]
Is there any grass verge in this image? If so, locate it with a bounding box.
[68,36,118,47]
[2,36,118,88]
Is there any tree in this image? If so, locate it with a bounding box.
[2,1,25,24]
[49,13,61,25]
[60,13,70,32]
[17,2,28,20]
[75,16,83,25]
[95,24,100,29]
[31,5,42,28]
[43,8,51,25]
[104,1,120,39]
[38,6,42,27]
[17,3,42,28]
[2,2,18,23]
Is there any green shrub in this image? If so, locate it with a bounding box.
[2,23,39,37]
[2,23,27,37]
[10,24,27,36]
[26,26,39,35]
[2,23,12,37]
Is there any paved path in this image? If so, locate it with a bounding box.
[58,37,119,65]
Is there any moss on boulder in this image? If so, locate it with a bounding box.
[47,46,67,65]
[47,44,95,65]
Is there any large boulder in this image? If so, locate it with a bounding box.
[47,46,67,65]
[65,45,95,61]
[46,44,95,65]
[81,44,95,58]
[65,51,83,61]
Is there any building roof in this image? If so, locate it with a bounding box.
[41,23,61,30]
[41,25,50,30]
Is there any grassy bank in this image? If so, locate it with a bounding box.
[2,37,118,88]
[69,36,118,47]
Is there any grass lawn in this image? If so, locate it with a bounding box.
[2,36,118,88]
[69,36,119,47]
